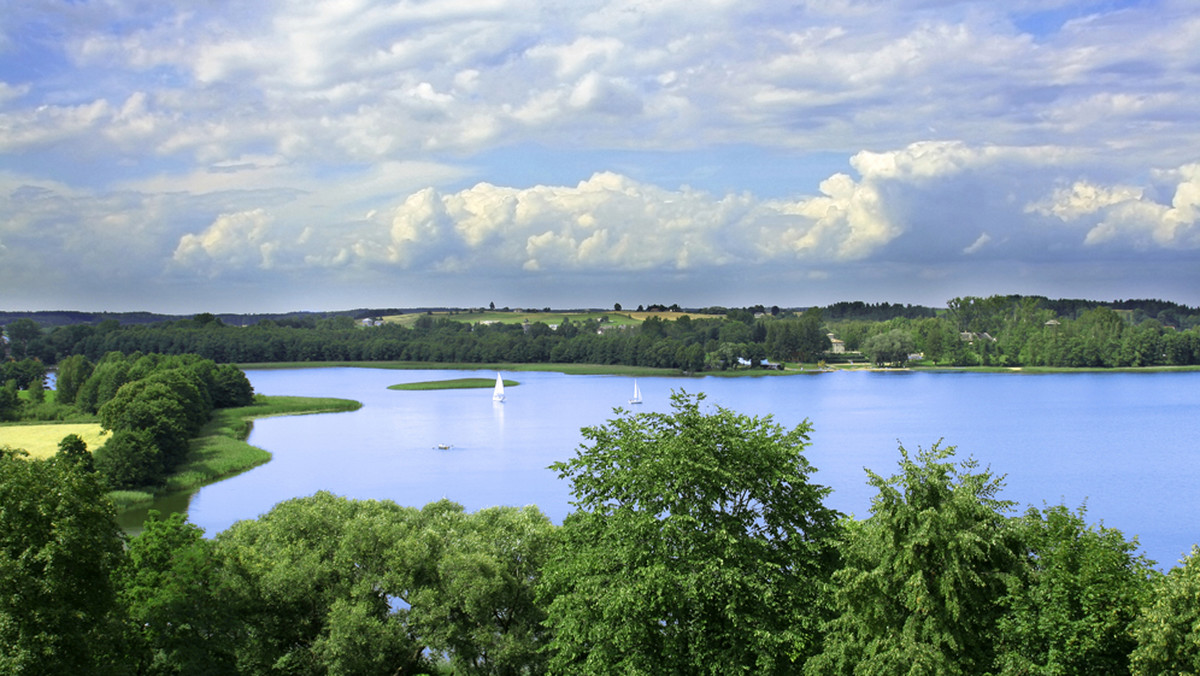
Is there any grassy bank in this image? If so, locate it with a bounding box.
[109,394,361,510]
[389,377,518,391]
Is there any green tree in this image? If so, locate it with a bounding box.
[402,502,556,675]
[764,312,831,363]
[56,432,95,473]
[994,504,1155,675]
[0,447,126,673]
[0,379,19,421]
[213,492,431,675]
[861,328,916,367]
[113,511,236,675]
[542,392,842,674]
[211,363,255,408]
[1130,546,1200,675]
[76,352,134,413]
[809,443,1022,676]
[4,318,41,359]
[94,427,163,489]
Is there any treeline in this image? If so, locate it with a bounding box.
[843,295,1200,367]
[5,296,1200,373]
[4,393,1198,674]
[4,311,826,373]
[821,300,939,321]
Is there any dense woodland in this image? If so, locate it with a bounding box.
[4,391,1199,674]
[4,295,1200,373]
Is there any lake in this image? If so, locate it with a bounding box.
[162,367,1200,568]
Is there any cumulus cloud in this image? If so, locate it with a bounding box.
[1027,181,1145,221]
[155,144,1200,287]
[1034,165,1200,249]
[366,171,899,272]
[173,209,278,272]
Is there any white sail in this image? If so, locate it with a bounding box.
[629,379,642,404]
[493,372,506,402]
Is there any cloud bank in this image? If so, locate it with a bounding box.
[1,1,1199,311]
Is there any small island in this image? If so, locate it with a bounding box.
[389,377,518,391]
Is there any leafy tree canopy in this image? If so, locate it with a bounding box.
[543,391,843,674]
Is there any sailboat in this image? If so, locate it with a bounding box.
[492,372,506,402]
[629,379,643,405]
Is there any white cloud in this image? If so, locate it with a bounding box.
[964,233,993,254]
[3,2,1200,310]
[144,146,1200,286]
[7,0,1194,169]
[1080,165,1200,248]
[173,209,277,271]
[1027,181,1144,221]
[1021,165,1200,250]
[0,81,29,104]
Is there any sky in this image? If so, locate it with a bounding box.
[2,0,1199,313]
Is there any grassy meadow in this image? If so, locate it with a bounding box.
[0,423,109,459]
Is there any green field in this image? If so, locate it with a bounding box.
[389,377,518,391]
[0,423,108,460]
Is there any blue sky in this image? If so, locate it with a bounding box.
[2,0,1199,313]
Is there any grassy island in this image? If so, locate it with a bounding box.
[389,377,518,391]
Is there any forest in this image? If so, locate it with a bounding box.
[3,391,1199,675]
[4,295,1200,374]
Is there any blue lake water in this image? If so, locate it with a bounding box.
[179,367,1200,568]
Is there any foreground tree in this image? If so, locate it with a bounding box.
[0,448,125,673]
[808,443,1022,676]
[542,392,843,674]
[213,493,430,676]
[212,492,553,675]
[1130,546,1200,675]
[994,504,1155,675]
[397,501,557,675]
[113,511,236,675]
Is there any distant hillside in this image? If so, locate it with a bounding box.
[0,310,179,327]
[0,310,352,328]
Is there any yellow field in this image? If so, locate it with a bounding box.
[0,423,108,460]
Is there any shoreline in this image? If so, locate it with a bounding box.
[237,360,1200,376]
[109,394,361,513]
